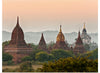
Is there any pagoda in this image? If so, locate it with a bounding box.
[4,16,33,64]
[73,31,85,55]
[53,25,70,50]
[81,23,91,44]
[38,33,47,50]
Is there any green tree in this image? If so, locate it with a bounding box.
[35,52,54,62]
[40,56,98,72]
[30,49,43,61]
[21,56,32,62]
[3,53,13,61]
[19,61,34,72]
[51,49,73,60]
[81,48,98,59]
[2,41,10,52]
[84,44,90,51]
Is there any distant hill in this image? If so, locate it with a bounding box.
[2,31,98,44]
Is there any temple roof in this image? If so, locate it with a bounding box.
[39,33,46,45]
[8,16,27,47]
[82,23,87,33]
[56,25,65,42]
[81,23,91,40]
[75,31,83,45]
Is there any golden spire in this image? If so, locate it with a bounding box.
[83,22,85,29]
[60,25,62,32]
[56,25,65,42]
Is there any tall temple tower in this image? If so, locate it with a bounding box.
[4,16,33,64]
[73,31,85,55]
[81,23,91,44]
[38,33,47,50]
[53,25,69,50]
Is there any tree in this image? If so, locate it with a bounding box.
[21,56,32,62]
[19,61,34,72]
[2,41,10,52]
[84,44,90,51]
[35,52,54,62]
[40,56,98,72]
[51,49,73,60]
[30,49,44,61]
[3,53,13,61]
[81,48,98,60]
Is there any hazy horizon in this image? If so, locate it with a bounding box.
[3,0,98,33]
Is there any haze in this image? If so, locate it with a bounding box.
[2,0,98,33]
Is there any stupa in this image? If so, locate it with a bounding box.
[38,33,47,50]
[4,16,33,63]
[73,31,85,55]
[53,25,70,50]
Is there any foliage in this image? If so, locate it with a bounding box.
[30,49,44,61]
[40,56,98,72]
[3,60,14,65]
[81,48,98,59]
[19,61,34,72]
[35,52,54,62]
[28,43,38,50]
[21,56,32,62]
[2,41,10,52]
[3,53,13,61]
[51,49,74,60]
[84,44,90,51]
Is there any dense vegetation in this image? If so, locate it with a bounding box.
[2,41,98,72]
[40,56,98,72]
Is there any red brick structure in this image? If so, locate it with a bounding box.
[4,17,33,64]
[53,25,70,50]
[38,33,47,51]
[73,31,85,55]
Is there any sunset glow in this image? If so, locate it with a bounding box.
[3,0,98,33]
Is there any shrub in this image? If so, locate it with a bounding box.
[35,52,54,62]
[19,61,34,72]
[3,53,13,61]
[30,49,43,61]
[21,56,32,62]
[51,49,73,60]
[40,56,98,72]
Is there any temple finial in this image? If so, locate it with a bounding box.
[17,16,19,25]
[83,22,85,29]
[42,33,43,36]
[78,30,80,37]
[60,25,62,32]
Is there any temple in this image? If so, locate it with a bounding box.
[81,23,91,44]
[38,33,47,50]
[73,31,85,55]
[53,25,70,50]
[4,16,33,64]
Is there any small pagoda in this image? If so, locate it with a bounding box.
[4,16,33,64]
[73,31,86,55]
[38,33,47,50]
[81,23,91,44]
[53,25,70,50]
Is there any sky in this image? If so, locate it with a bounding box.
[2,0,98,33]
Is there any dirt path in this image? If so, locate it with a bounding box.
[3,65,43,70]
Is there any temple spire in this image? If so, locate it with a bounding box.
[60,25,62,32]
[17,16,19,26]
[78,30,80,38]
[83,22,85,29]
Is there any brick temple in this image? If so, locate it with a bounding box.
[73,31,86,55]
[53,25,70,50]
[4,17,32,64]
[38,33,47,50]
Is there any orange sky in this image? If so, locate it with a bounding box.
[2,0,98,33]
